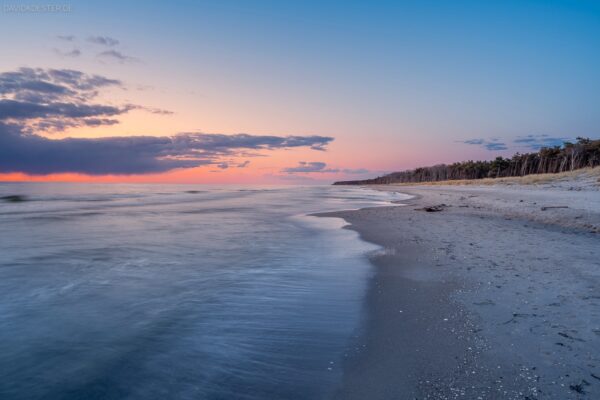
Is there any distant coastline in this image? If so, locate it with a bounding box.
[334,137,600,185]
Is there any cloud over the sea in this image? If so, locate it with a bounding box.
[282,161,370,175]
[0,67,333,175]
[0,67,124,132]
[0,125,333,175]
[283,161,329,173]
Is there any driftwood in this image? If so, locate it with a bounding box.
[416,204,447,212]
[569,380,590,394]
[541,206,569,211]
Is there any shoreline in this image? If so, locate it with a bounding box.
[318,183,600,399]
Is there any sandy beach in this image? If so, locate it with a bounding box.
[318,178,600,399]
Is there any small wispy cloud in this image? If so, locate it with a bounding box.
[513,134,569,150]
[97,50,138,64]
[54,35,81,58]
[341,168,370,174]
[282,161,371,175]
[484,142,508,151]
[87,36,119,47]
[461,134,576,152]
[54,48,81,58]
[271,174,317,183]
[57,35,75,42]
[145,107,174,115]
[460,138,508,151]
[212,160,252,170]
[462,139,484,145]
[283,161,329,173]
[125,105,174,115]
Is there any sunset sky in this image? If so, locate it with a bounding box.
[1,0,599,183]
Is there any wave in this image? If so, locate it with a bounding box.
[0,195,28,203]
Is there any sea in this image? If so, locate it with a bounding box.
[0,183,407,400]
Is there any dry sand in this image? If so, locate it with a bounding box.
[318,179,600,399]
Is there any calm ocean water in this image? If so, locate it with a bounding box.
[0,183,406,400]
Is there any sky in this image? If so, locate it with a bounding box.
[0,0,599,183]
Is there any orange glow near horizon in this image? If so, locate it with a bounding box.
[0,169,265,184]
[0,169,339,184]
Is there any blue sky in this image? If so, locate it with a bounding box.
[0,0,599,182]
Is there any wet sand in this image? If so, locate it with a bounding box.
[318,183,600,399]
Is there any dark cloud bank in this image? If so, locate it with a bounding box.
[0,68,333,175]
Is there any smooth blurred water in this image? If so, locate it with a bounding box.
[0,183,406,400]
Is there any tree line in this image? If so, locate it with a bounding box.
[334,137,600,185]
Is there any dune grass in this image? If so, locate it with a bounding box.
[383,166,600,187]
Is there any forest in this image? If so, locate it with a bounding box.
[334,137,600,185]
